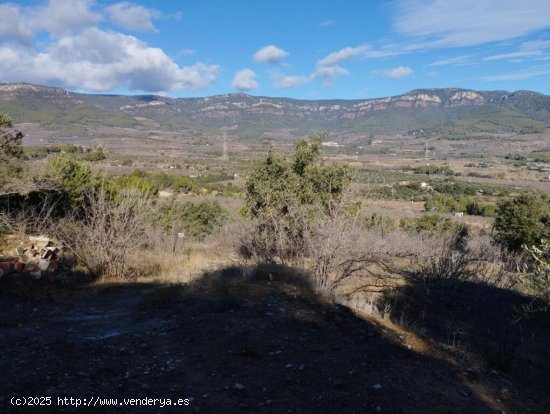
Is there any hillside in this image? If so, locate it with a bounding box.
[0,83,549,140]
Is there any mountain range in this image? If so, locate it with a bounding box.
[0,83,549,140]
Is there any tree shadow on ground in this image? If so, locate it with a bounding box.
[381,278,550,413]
[0,265,528,413]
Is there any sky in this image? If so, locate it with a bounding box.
[0,0,550,99]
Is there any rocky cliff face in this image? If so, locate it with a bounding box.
[149,89,490,122]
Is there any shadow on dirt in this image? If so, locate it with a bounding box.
[382,278,550,412]
[0,265,538,413]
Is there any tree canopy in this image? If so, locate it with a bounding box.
[495,192,550,251]
[0,113,24,160]
[244,133,353,220]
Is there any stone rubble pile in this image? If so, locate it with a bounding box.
[0,235,62,279]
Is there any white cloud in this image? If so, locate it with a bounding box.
[312,46,366,85]
[428,54,474,67]
[106,2,160,32]
[0,28,219,92]
[312,65,348,86]
[268,44,378,89]
[483,40,550,61]
[481,67,550,81]
[271,73,311,89]
[0,0,101,42]
[426,71,439,77]
[0,1,218,93]
[393,0,550,47]
[522,40,550,51]
[317,46,367,67]
[484,51,543,61]
[0,4,33,44]
[319,20,335,28]
[253,45,289,64]
[178,48,196,56]
[313,45,398,85]
[385,66,413,79]
[231,69,258,91]
[34,0,101,36]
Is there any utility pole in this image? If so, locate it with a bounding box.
[221,131,228,161]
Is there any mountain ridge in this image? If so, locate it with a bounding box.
[0,82,549,139]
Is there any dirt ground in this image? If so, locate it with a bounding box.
[0,269,547,413]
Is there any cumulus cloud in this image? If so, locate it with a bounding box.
[0,4,33,44]
[39,0,101,35]
[0,0,101,43]
[385,66,413,79]
[253,45,289,64]
[312,65,348,86]
[231,69,258,91]
[0,0,218,93]
[269,44,367,89]
[106,2,160,32]
[0,27,218,92]
[312,44,398,85]
[393,0,550,47]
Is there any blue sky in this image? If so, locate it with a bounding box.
[1,0,550,99]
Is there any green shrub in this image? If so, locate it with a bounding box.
[371,182,429,201]
[465,201,498,217]
[0,113,24,160]
[155,198,228,240]
[0,113,25,186]
[242,134,354,264]
[42,154,94,203]
[365,213,395,236]
[400,214,456,234]
[425,195,460,213]
[495,193,550,251]
[83,147,105,162]
[408,165,455,176]
[244,134,353,219]
[108,174,159,196]
[172,175,195,193]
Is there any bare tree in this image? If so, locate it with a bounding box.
[0,193,60,236]
[55,187,153,279]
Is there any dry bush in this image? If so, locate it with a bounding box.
[238,192,397,298]
[238,208,310,267]
[0,193,60,236]
[521,240,550,314]
[209,220,253,263]
[303,203,395,297]
[54,188,153,279]
[401,228,521,289]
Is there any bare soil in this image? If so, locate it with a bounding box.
[0,269,547,413]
